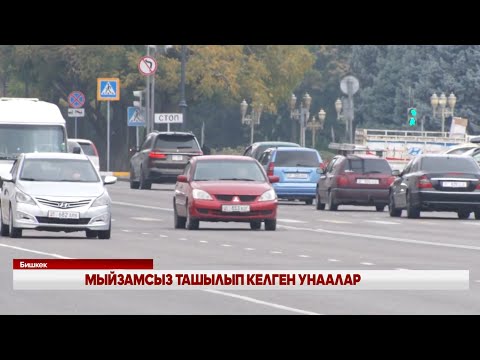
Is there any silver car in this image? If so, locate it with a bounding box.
[0,153,116,239]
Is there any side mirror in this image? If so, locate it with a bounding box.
[1,174,13,182]
[201,145,211,155]
[177,175,188,183]
[268,175,279,183]
[103,175,117,185]
[73,146,81,154]
[392,169,401,177]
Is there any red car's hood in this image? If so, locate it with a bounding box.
[192,181,272,195]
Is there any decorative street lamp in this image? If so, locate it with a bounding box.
[289,93,312,147]
[431,92,456,133]
[306,109,326,148]
[240,99,263,144]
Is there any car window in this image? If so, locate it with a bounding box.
[19,159,100,182]
[345,158,391,174]
[420,157,480,173]
[447,147,476,155]
[10,159,19,177]
[79,143,96,156]
[193,160,266,181]
[154,135,200,150]
[473,152,480,164]
[259,151,271,165]
[274,151,320,167]
[326,157,339,173]
[244,146,252,157]
[183,162,191,176]
[141,136,153,151]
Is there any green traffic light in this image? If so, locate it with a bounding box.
[410,108,417,116]
[409,118,416,126]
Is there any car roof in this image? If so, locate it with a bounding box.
[194,155,256,162]
[417,154,474,158]
[0,98,65,124]
[69,138,93,144]
[23,152,90,160]
[252,141,299,147]
[345,154,384,160]
[273,147,318,152]
[153,131,196,136]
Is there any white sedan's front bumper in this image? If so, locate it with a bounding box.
[13,203,110,232]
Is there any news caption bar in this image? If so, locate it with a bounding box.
[13,259,469,290]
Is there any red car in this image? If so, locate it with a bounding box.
[173,155,279,230]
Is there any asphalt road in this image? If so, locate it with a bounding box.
[1,180,480,314]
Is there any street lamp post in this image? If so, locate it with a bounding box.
[335,97,352,143]
[289,93,312,147]
[306,109,326,148]
[240,99,263,144]
[179,45,187,131]
[431,92,456,134]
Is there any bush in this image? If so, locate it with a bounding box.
[211,146,245,155]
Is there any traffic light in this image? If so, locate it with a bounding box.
[408,107,417,127]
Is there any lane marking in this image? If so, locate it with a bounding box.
[113,201,173,212]
[199,240,208,243]
[203,289,320,315]
[475,280,480,283]
[141,232,150,235]
[179,238,187,241]
[318,219,353,224]
[111,219,116,222]
[395,268,409,270]
[270,251,282,254]
[298,254,310,258]
[221,244,232,247]
[244,247,255,251]
[364,220,400,225]
[360,262,374,266]
[328,258,340,262]
[0,244,72,259]
[159,235,168,238]
[461,221,480,226]
[278,224,480,252]
[277,218,308,224]
[131,217,163,222]
[121,229,132,233]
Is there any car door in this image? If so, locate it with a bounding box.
[258,150,272,173]
[2,158,20,223]
[131,134,154,178]
[175,162,191,217]
[318,156,341,199]
[393,159,414,208]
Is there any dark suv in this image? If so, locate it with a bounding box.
[130,131,202,189]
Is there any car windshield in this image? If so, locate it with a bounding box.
[154,135,200,150]
[79,143,96,156]
[193,160,266,181]
[254,144,299,159]
[346,158,392,174]
[421,157,480,173]
[274,151,320,167]
[19,159,100,182]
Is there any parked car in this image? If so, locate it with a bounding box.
[69,138,100,171]
[442,143,480,155]
[243,141,300,161]
[0,152,116,239]
[130,131,203,189]
[67,140,83,154]
[389,154,480,219]
[173,155,279,230]
[258,147,322,204]
[316,154,394,211]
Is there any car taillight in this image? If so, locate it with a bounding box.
[149,151,167,159]
[319,162,326,170]
[476,183,480,190]
[337,175,349,187]
[417,175,432,189]
[387,176,395,186]
[267,162,275,176]
[91,143,99,157]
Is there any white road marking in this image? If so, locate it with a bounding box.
[270,251,282,254]
[360,262,374,266]
[121,229,132,233]
[199,240,208,243]
[244,247,255,251]
[0,243,320,315]
[141,232,150,235]
[113,201,173,212]
[203,289,320,315]
[179,237,187,241]
[417,221,437,225]
[131,217,162,222]
[278,224,480,252]
[395,268,409,270]
[364,220,400,225]
[475,280,480,283]
[318,219,353,224]
[277,218,308,223]
[461,221,480,226]
[298,254,310,258]
[328,258,340,262]
[0,243,72,259]
[111,219,116,222]
[221,244,232,247]
[159,235,168,238]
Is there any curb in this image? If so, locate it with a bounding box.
[100,171,129,182]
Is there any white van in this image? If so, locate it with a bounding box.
[0,98,68,176]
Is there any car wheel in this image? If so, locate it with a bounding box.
[9,206,22,238]
[264,219,276,231]
[0,205,9,236]
[98,222,111,239]
[185,202,199,230]
[305,199,313,205]
[173,199,186,229]
[130,167,140,189]
[250,220,261,230]
[139,168,152,190]
[376,205,385,212]
[328,190,338,211]
[457,210,471,219]
[389,192,402,217]
[315,191,325,210]
[406,193,420,219]
[85,230,98,238]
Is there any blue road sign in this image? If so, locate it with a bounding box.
[97,78,120,101]
[128,107,145,127]
[68,91,85,108]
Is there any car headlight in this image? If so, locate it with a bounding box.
[92,192,110,207]
[258,189,276,202]
[192,189,213,200]
[15,190,36,205]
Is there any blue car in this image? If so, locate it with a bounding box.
[258,147,323,204]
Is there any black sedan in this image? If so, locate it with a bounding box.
[389,154,480,219]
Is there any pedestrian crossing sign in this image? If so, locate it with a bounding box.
[97,78,120,101]
[127,106,145,127]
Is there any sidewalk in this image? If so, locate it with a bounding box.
[100,171,129,182]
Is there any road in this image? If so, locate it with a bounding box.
[1,181,480,314]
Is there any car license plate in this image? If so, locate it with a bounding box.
[286,173,308,179]
[172,155,183,161]
[442,181,467,188]
[356,179,379,184]
[222,205,250,212]
[48,211,80,219]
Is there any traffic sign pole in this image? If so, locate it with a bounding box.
[107,101,110,172]
[75,117,77,138]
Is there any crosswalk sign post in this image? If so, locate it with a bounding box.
[97,78,120,172]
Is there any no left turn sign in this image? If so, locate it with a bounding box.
[138,56,158,76]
